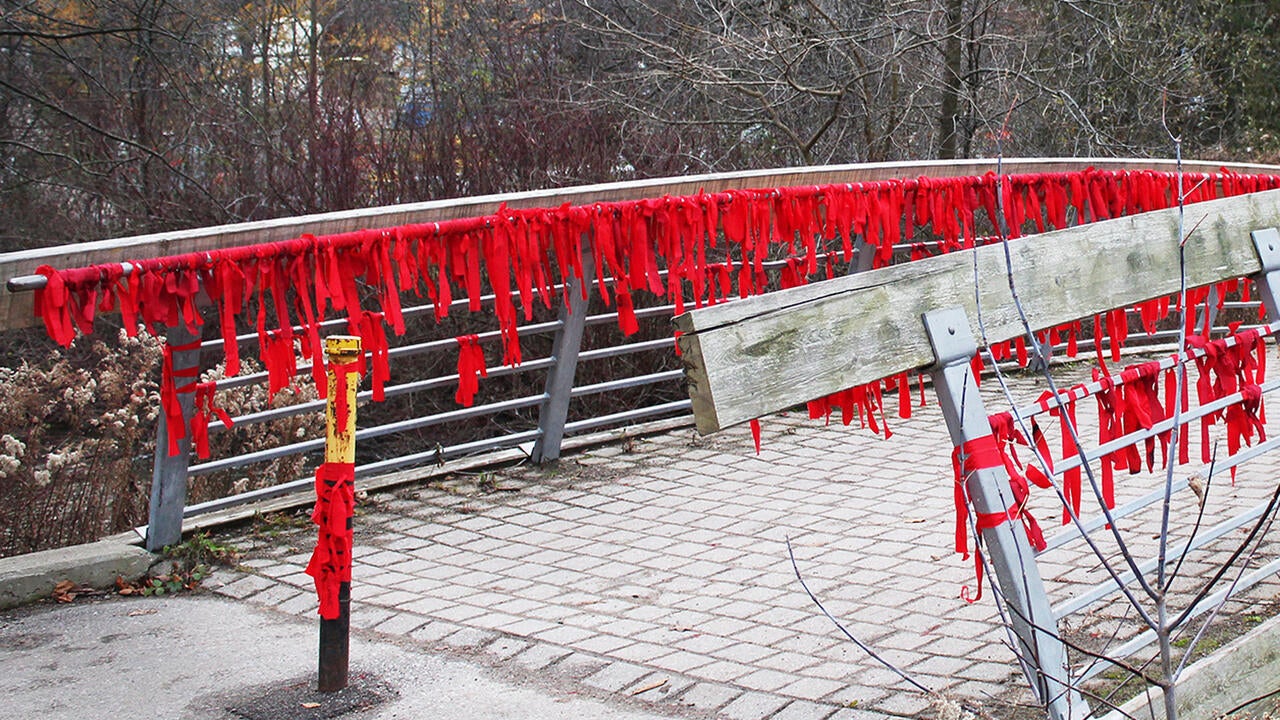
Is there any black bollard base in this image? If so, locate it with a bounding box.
[318,582,350,692]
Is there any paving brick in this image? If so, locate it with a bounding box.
[485,636,531,661]
[371,611,430,636]
[826,707,892,720]
[779,676,848,702]
[770,699,840,720]
[670,682,742,712]
[555,652,609,680]
[215,573,276,599]
[569,633,632,655]
[428,602,488,623]
[510,642,573,672]
[688,659,754,683]
[647,650,714,674]
[869,693,933,716]
[533,623,598,646]
[583,661,651,693]
[405,618,461,644]
[755,649,822,673]
[719,690,793,720]
[439,627,498,651]
[736,667,798,693]
[273,590,316,616]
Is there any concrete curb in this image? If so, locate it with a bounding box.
[0,539,153,610]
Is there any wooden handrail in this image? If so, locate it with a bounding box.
[674,188,1280,434]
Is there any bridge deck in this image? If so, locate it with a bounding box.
[213,366,1280,719]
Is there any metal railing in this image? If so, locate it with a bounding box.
[5,159,1280,555]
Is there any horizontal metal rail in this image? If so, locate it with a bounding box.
[1041,479,1190,554]
[215,357,556,431]
[1052,500,1275,620]
[188,393,547,475]
[182,429,545,517]
[569,370,684,399]
[562,400,693,436]
[1029,378,1280,477]
[214,319,563,391]
[1042,432,1280,553]
[1078,553,1280,683]
[1010,319,1280,421]
[577,337,676,362]
[354,429,544,478]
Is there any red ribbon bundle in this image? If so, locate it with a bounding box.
[1187,326,1268,479]
[159,339,202,457]
[190,381,234,459]
[26,169,1280,484]
[34,169,1280,386]
[305,461,355,620]
[950,431,1048,602]
[455,334,488,407]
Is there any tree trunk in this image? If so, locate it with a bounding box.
[938,0,963,159]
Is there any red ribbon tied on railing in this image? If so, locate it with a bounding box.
[951,429,1048,603]
[305,461,355,620]
[455,334,488,407]
[190,381,234,459]
[159,339,202,457]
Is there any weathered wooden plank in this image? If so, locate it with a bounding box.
[0,157,1265,331]
[676,187,1280,435]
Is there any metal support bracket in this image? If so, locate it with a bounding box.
[531,244,593,463]
[1251,228,1280,322]
[923,307,1086,720]
[146,323,201,552]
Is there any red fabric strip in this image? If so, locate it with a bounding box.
[160,339,202,457]
[190,381,234,460]
[329,359,363,431]
[305,461,355,620]
[454,334,488,407]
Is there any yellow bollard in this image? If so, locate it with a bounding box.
[324,335,361,464]
[317,335,360,693]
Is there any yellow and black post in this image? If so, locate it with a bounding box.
[317,335,361,692]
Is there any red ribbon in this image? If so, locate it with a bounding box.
[160,339,202,457]
[190,381,234,459]
[455,334,488,407]
[329,359,363,431]
[305,461,355,620]
[951,431,1048,602]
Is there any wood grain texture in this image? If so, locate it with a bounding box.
[677,188,1280,435]
[1,157,1269,331]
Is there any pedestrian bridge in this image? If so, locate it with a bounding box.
[5,158,1280,718]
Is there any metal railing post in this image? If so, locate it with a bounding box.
[531,245,593,463]
[923,307,1085,720]
[146,324,201,552]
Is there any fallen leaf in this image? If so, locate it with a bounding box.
[127,608,158,617]
[631,678,667,696]
[301,702,321,709]
[52,580,82,603]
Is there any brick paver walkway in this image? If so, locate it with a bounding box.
[215,368,1280,720]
